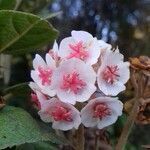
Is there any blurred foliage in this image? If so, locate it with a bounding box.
[0,0,16,10]
[48,0,150,57]
[0,0,62,149]
[109,114,150,150]
[18,0,150,57]
[16,141,58,150]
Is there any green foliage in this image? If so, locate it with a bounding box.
[0,1,62,149]
[0,106,66,149]
[0,10,58,55]
[3,82,29,96]
[0,0,16,10]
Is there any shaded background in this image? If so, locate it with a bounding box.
[20,0,150,57]
[4,0,150,149]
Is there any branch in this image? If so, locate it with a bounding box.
[115,97,139,150]
[76,124,85,150]
[115,70,142,150]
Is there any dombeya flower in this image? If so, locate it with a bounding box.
[59,30,101,65]
[97,49,130,96]
[38,96,81,131]
[81,97,123,129]
[31,54,56,97]
[28,30,130,131]
[52,58,96,105]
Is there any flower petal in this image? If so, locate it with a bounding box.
[81,97,123,129]
[59,37,75,59]
[45,53,56,67]
[31,70,56,97]
[97,76,126,96]
[33,54,46,69]
[53,40,59,53]
[52,58,96,104]
[98,40,112,50]
[38,98,81,131]
[81,102,98,127]
[118,62,130,84]
[71,30,93,44]
[29,82,40,91]
[97,111,118,129]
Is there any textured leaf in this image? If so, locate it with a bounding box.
[0,106,66,149]
[0,10,58,54]
[0,0,16,10]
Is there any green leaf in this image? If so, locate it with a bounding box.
[0,10,58,55]
[3,82,29,95]
[0,106,66,149]
[0,0,16,10]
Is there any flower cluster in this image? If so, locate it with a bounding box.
[29,31,129,131]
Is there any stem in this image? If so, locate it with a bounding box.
[75,102,85,150]
[76,124,85,150]
[116,70,142,150]
[55,130,76,150]
[95,131,99,150]
[115,98,139,150]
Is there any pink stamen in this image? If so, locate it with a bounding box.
[67,41,89,60]
[51,106,72,121]
[103,65,120,84]
[38,66,52,86]
[93,103,111,119]
[61,72,86,94]
[31,93,41,109]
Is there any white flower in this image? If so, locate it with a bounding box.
[98,40,112,51]
[52,58,96,105]
[30,92,41,109]
[30,89,48,110]
[59,30,101,65]
[29,82,42,109]
[38,97,81,131]
[48,41,60,62]
[97,49,130,96]
[29,82,40,92]
[31,54,56,97]
[81,97,123,129]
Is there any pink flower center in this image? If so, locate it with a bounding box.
[67,41,89,60]
[38,66,52,86]
[61,72,86,94]
[102,65,120,84]
[31,93,41,109]
[93,103,111,119]
[51,106,72,122]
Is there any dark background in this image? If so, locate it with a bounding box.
[20,0,150,57]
